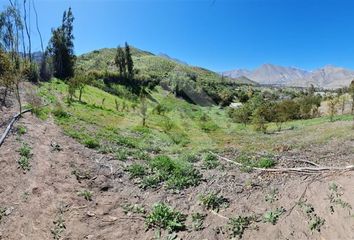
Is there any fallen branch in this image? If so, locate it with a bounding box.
[0,109,31,147]
[211,152,354,174]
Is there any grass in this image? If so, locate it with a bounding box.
[126,163,146,179]
[199,192,229,211]
[145,203,186,232]
[17,125,27,135]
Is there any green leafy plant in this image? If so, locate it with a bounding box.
[263,207,285,225]
[17,125,27,135]
[199,192,229,211]
[145,203,186,232]
[18,143,32,171]
[191,213,206,231]
[227,215,251,238]
[265,188,279,203]
[202,153,219,169]
[77,190,93,201]
[328,182,352,213]
[122,203,146,215]
[298,201,325,232]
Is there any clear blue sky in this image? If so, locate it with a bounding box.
[1,0,354,72]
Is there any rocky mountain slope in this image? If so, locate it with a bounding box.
[223,64,354,89]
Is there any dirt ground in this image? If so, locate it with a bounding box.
[1,96,354,240]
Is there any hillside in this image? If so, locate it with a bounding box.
[1,81,354,239]
[76,47,256,86]
[223,64,354,89]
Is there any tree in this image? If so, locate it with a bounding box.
[39,51,53,81]
[0,50,13,106]
[114,46,126,77]
[125,42,134,79]
[67,70,91,103]
[327,95,339,122]
[140,90,148,127]
[349,80,354,114]
[48,7,75,80]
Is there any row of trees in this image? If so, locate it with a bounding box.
[228,92,322,132]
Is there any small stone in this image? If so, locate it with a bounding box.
[5,207,14,216]
[86,211,95,217]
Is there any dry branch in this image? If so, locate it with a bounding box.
[0,108,31,147]
[211,152,354,174]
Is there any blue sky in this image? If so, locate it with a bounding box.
[2,0,354,72]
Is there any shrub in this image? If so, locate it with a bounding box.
[19,143,31,158]
[145,203,186,232]
[203,153,219,169]
[199,192,229,211]
[256,157,276,168]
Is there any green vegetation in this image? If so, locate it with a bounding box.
[122,203,146,215]
[145,203,186,232]
[227,215,253,239]
[126,163,146,179]
[298,201,325,232]
[18,143,32,171]
[77,189,93,201]
[202,153,219,169]
[17,125,27,135]
[191,213,206,231]
[328,182,352,213]
[237,153,276,169]
[263,207,285,225]
[199,192,229,211]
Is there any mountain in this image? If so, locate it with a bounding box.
[289,65,354,89]
[223,64,354,89]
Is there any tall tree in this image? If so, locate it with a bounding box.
[114,45,126,77]
[48,7,75,80]
[125,42,134,79]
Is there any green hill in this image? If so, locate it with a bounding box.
[76,47,256,106]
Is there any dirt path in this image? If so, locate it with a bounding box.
[1,113,354,239]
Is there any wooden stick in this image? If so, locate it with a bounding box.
[210,152,354,174]
[0,109,31,147]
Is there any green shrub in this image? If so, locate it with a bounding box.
[199,192,229,211]
[145,203,186,232]
[140,175,160,189]
[256,157,275,168]
[200,121,218,132]
[203,153,219,169]
[18,156,31,171]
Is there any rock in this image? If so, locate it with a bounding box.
[86,211,95,217]
[4,207,14,216]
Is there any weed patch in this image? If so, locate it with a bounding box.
[145,203,186,232]
[199,192,229,211]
